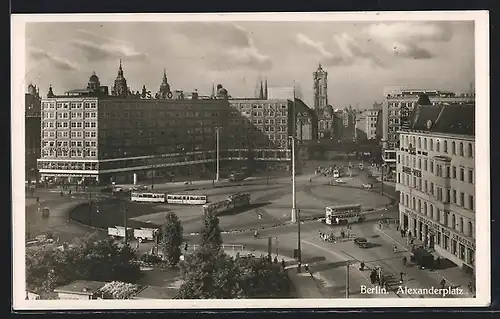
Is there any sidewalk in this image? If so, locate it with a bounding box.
[375,223,474,298]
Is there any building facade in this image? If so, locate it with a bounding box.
[396,103,475,272]
[25,84,41,183]
[382,89,475,150]
[37,63,314,184]
[355,108,379,143]
[313,64,328,111]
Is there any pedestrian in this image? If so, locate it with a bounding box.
[274,256,278,264]
[440,279,446,289]
[393,244,397,253]
[281,258,286,270]
[184,242,188,252]
[360,261,365,271]
[399,272,404,283]
[396,223,400,231]
[341,230,345,238]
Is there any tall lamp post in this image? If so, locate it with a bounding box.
[289,136,301,272]
[215,127,220,182]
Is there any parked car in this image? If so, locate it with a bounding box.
[354,237,369,248]
[334,179,346,184]
[362,183,373,189]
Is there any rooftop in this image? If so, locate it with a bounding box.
[407,103,475,136]
[53,280,106,296]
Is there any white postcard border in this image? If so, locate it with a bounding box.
[11,10,490,309]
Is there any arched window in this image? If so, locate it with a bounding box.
[468,143,473,158]
[418,199,421,212]
[429,204,433,218]
[436,140,440,152]
[423,202,428,215]
[413,136,416,145]
[430,139,434,150]
[452,141,456,154]
[405,194,409,206]
[460,217,464,233]
[412,197,416,209]
[418,158,422,169]
[418,137,421,148]
[444,140,448,153]
[459,142,464,156]
[400,193,404,203]
[424,138,427,149]
[452,214,456,229]
[405,136,409,146]
[468,221,473,237]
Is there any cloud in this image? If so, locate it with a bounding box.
[72,29,148,62]
[333,33,384,67]
[296,33,383,68]
[174,23,272,71]
[28,48,79,71]
[366,22,453,59]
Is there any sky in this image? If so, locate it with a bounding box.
[24,20,475,108]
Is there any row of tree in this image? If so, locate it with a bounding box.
[159,211,292,299]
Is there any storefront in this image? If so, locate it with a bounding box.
[400,207,475,270]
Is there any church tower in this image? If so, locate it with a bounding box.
[313,63,328,111]
[112,59,129,97]
[157,68,171,98]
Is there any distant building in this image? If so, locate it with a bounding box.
[396,103,475,272]
[313,64,328,111]
[25,84,41,183]
[355,108,379,143]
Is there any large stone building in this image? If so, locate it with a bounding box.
[381,89,475,182]
[37,62,315,184]
[396,103,475,272]
[26,84,42,183]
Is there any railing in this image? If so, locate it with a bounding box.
[189,244,245,252]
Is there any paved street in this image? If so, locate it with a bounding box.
[24,161,472,299]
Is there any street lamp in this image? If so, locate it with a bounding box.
[215,127,221,182]
[289,136,301,272]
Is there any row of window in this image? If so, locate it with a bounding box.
[401,134,474,158]
[252,119,288,125]
[43,101,97,109]
[43,141,97,148]
[43,131,97,138]
[398,173,475,211]
[398,156,474,184]
[42,149,97,158]
[44,121,98,129]
[232,103,288,109]
[38,161,98,170]
[400,192,474,237]
[43,112,97,119]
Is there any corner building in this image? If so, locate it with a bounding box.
[396,103,475,272]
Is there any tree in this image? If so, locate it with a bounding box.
[176,247,243,299]
[235,256,291,298]
[200,212,222,252]
[25,232,140,295]
[176,251,292,299]
[159,211,183,267]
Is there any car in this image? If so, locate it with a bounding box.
[334,179,346,184]
[362,183,373,189]
[354,237,369,248]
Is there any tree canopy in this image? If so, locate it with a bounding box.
[26,232,141,295]
[199,212,222,252]
[177,249,291,299]
[159,211,183,267]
